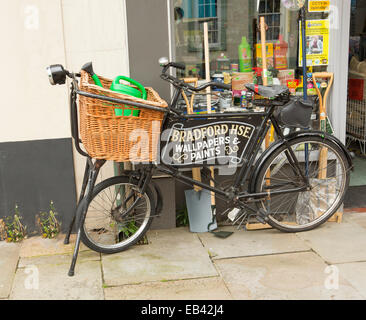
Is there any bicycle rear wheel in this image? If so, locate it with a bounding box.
[79,176,155,254]
[254,135,350,232]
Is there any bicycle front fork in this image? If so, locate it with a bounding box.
[68,158,106,277]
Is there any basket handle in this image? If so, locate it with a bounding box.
[112,76,147,100]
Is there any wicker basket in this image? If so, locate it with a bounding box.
[78,71,168,162]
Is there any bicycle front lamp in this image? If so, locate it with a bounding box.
[46,64,67,85]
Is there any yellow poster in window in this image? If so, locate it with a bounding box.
[308,0,330,12]
[299,19,329,67]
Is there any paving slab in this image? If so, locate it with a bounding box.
[296,221,366,264]
[198,226,310,260]
[10,260,103,300]
[215,252,363,300]
[18,250,100,268]
[0,242,20,299]
[343,211,366,230]
[102,228,217,286]
[19,234,89,258]
[104,277,232,300]
[337,262,366,299]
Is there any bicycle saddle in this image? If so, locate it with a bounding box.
[245,84,290,98]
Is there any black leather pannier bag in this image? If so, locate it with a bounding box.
[274,97,314,128]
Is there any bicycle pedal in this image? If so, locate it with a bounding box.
[256,208,269,224]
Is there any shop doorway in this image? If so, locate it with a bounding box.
[344,0,366,208]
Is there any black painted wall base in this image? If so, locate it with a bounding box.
[344,185,366,209]
[0,138,77,235]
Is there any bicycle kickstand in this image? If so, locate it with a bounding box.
[68,159,105,277]
[64,158,91,245]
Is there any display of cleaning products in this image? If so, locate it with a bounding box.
[274,35,289,70]
[231,63,239,72]
[256,43,274,68]
[240,91,246,108]
[216,53,230,72]
[238,37,252,72]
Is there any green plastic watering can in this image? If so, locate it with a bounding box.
[110,76,147,117]
[81,62,147,117]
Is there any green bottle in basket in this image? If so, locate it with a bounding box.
[81,62,103,87]
[109,76,147,117]
[81,62,147,117]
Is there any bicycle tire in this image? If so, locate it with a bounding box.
[78,175,155,254]
[254,135,350,233]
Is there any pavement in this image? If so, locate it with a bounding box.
[1,211,366,300]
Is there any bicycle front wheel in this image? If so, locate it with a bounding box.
[79,176,155,254]
[254,135,350,232]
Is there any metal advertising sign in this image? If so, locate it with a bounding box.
[160,116,262,167]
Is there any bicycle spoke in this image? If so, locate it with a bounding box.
[258,138,348,230]
[82,181,152,248]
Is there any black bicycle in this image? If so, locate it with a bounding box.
[47,60,352,276]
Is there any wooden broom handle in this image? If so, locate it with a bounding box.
[182,78,202,191]
[204,22,215,206]
[260,16,268,86]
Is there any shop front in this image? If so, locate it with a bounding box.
[126,0,352,216]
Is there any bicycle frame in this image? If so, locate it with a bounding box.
[64,69,347,277]
[69,74,310,208]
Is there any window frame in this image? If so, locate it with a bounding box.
[187,0,227,52]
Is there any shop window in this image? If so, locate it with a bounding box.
[197,0,220,47]
[179,0,225,51]
[258,0,282,41]
[173,0,301,80]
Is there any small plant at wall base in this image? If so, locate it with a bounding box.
[117,220,148,245]
[176,206,189,227]
[0,219,7,241]
[37,201,61,239]
[4,205,27,242]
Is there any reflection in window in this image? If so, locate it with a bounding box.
[173,0,301,80]
[258,0,281,41]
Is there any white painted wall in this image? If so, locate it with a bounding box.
[0,0,69,142]
[0,0,130,195]
[61,0,130,194]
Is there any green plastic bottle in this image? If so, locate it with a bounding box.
[238,37,252,73]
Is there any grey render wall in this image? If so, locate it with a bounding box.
[126,0,171,101]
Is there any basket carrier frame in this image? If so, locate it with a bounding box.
[65,76,168,276]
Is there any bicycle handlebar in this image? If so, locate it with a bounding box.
[160,61,231,92]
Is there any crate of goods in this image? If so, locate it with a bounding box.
[231,72,254,96]
[78,71,168,162]
[277,69,295,86]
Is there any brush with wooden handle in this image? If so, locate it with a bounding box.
[181,77,202,192]
[312,72,334,180]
